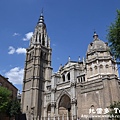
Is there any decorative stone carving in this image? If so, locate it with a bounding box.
[71,98,77,105]
[51,101,56,107]
[51,87,56,93]
[70,82,76,87]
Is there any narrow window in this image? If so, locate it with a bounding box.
[67,72,70,80]
[26,106,28,111]
[62,75,65,82]
[36,32,38,42]
[39,33,41,43]
[83,76,85,82]
[29,53,31,60]
[42,34,45,45]
[42,40,45,46]
[81,77,83,82]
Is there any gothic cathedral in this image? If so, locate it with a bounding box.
[22,13,120,120]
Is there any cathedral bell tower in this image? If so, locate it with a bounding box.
[22,12,52,120]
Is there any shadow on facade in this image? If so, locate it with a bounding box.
[15,113,26,120]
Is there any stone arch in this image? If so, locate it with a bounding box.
[56,89,71,102]
[56,90,71,116]
[59,94,71,109]
[67,72,70,81]
[58,94,71,119]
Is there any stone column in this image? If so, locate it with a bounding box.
[70,67,77,120]
[71,98,77,120]
[51,101,56,117]
[71,82,77,120]
[51,75,56,117]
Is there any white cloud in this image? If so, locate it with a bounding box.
[8,46,26,55]
[16,48,26,54]
[13,33,20,36]
[23,32,33,41]
[8,46,15,54]
[5,67,24,84]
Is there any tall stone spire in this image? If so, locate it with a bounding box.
[37,10,45,26]
[30,10,50,48]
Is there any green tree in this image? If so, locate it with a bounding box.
[107,10,120,63]
[0,86,11,120]
[109,101,120,120]
[6,99,21,120]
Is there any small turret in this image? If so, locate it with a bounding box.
[93,31,99,40]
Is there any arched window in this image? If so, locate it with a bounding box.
[106,64,109,68]
[100,64,103,68]
[62,75,65,82]
[26,106,28,111]
[94,66,97,70]
[67,72,70,80]
[90,67,93,75]
[39,33,41,43]
[94,66,97,74]
[106,64,109,73]
[42,34,45,45]
[90,67,93,71]
[36,32,38,42]
[29,53,31,60]
[99,64,103,73]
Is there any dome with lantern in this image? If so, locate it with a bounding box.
[87,32,109,55]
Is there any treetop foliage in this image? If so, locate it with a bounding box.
[107,10,120,63]
[0,86,12,113]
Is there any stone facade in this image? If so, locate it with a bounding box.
[21,13,120,120]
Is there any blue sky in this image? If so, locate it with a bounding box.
[0,0,120,92]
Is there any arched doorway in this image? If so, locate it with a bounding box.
[58,94,71,120]
[47,104,51,117]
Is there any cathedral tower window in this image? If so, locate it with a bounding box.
[62,75,65,82]
[29,53,31,60]
[67,72,70,81]
[36,32,38,42]
[42,34,45,45]
[42,40,45,46]
[26,106,28,111]
[39,33,41,43]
